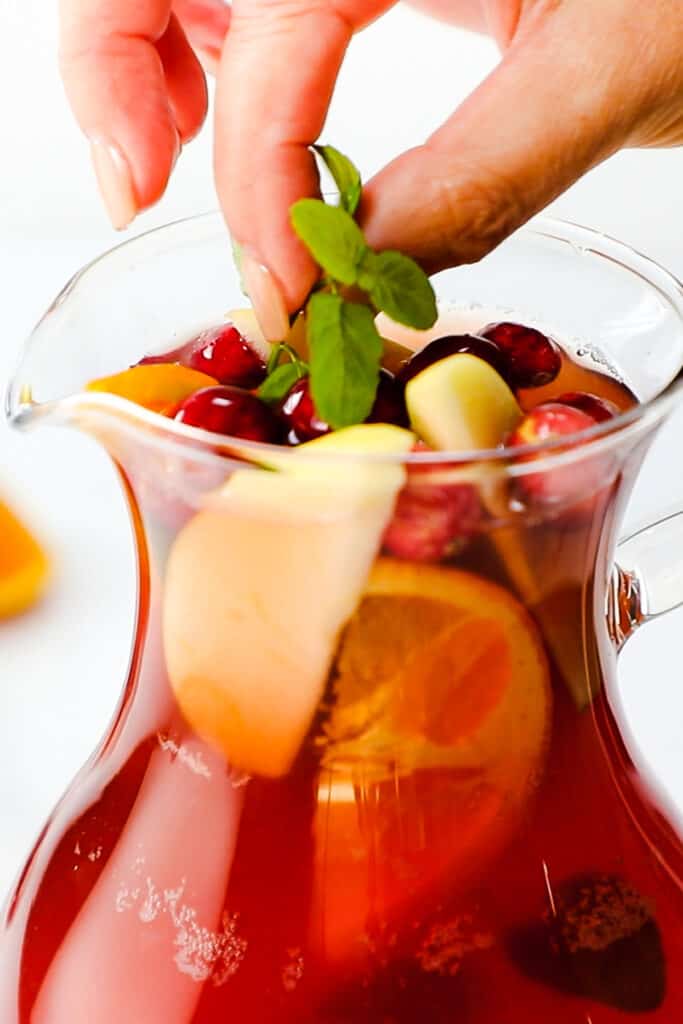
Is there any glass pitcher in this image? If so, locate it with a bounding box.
[3,213,683,1023]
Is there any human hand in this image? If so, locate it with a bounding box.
[60,1,683,341]
[58,0,229,231]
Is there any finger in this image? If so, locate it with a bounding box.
[60,0,180,227]
[362,4,632,272]
[173,0,231,73]
[157,15,209,142]
[214,0,395,314]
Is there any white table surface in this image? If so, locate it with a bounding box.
[1,1,683,899]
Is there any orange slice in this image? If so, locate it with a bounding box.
[87,364,218,415]
[311,557,552,964]
[0,500,49,618]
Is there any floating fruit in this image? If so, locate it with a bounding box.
[508,874,665,1013]
[556,390,620,423]
[278,376,331,444]
[482,322,562,390]
[398,334,511,387]
[0,500,49,618]
[140,310,271,388]
[312,557,551,963]
[163,424,415,778]
[508,402,603,510]
[366,369,408,427]
[406,352,522,451]
[87,364,217,416]
[383,466,480,562]
[175,386,281,442]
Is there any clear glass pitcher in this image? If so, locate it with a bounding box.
[3,213,683,1023]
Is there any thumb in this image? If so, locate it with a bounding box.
[361,3,638,271]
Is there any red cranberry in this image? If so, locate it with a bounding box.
[398,334,512,388]
[278,377,330,445]
[141,324,267,389]
[481,322,562,389]
[175,386,281,442]
[555,391,620,423]
[508,402,607,515]
[383,463,481,562]
[366,369,409,427]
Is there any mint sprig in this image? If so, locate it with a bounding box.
[314,145,362,216]
[290,201,366,286]
[308,293,382,428]
[256,146,437,430]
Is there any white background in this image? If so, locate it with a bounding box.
[1,0,683,898]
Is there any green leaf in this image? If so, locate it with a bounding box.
[314,145,362,216]
[307,293,382,429]
[366,250,437,330]
[257,362,305,405]
[290,199,368,286]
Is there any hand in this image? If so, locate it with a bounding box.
[58,0,229,229]
[60,1,683,340]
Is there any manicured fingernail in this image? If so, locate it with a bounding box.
[240,249,290,342]
[89,138,137,231]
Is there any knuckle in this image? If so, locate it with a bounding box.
[428,164,527,266]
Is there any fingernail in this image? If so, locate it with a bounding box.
[240,249,290,343]
[89,137,137,231]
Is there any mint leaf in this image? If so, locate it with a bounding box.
[357,249,380,293]
[366,250,437,330]
[290,199,367,286]
[258,363,304,405]
[308,293,382,428]
[314,145,362,216]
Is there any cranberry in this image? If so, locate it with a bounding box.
[481,322,562,389]
[555,391,620,423]
[366,369,409,427]
[278,377,331,445]
[383,465,481,562]
[508,402,606,515]
[141,324,267,389]
[175,386,281,442]
[398,334,512,388]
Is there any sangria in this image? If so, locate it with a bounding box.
[3,213,683,1024]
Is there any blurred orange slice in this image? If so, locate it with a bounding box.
[312,557,552,963]
[87,364,217,416]
[0,501,49,618]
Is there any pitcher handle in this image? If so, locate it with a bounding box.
[610,505,683,649]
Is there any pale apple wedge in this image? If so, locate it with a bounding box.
[406,353,522,451]
[163,424,415,778]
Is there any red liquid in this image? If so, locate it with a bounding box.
[2,356,682,1022]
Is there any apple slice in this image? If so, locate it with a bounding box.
[406,353,522,451]
[163,424,415,778]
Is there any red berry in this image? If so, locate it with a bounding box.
[175,386,281,443]
[555,391,620,423]
[141,324,267,389]
[366,369,409,427]
[481,322,562,389]
[383,468,481,563]
[278,377,330,445]
[398,334,512,388]
[508,402,606,514]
